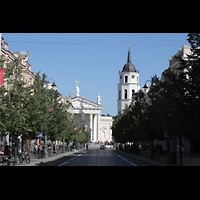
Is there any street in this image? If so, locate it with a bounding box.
[37,144,154,166]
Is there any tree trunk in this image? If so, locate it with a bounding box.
[14,137,17,163]
[179,135,183,166]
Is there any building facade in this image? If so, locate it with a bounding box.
[117,49,140,113]
[71,85,113,143]
[161,45,191,81]
[1,35,35,90]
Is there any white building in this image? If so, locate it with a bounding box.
[117,49,140,113]
[161,45,191,81]
[71,84,113,143]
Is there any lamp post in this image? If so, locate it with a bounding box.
[143,80,156,159]
[143,80,151,93]
[44,77,57,159]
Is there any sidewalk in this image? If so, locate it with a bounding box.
[117,150,200,166]
[15,148,86,166]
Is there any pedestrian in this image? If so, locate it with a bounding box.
[182,145,186,157]
[34,143,37,154]
[4,142,9,156]
[53,144,56,154]
[139,144,143,154]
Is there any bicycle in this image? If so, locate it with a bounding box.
[18,151,30,164]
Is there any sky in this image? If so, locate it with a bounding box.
[2,33,189,116]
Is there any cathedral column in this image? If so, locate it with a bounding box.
[89,114,93,142]
[81,112,85,133]
[97,114,100,141]
[109,122,112,141]
[82,112,85,122]
[93,114,97,142]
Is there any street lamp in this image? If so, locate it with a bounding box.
[143,83,148,89]
[143,80,156,159]
[51,82,57,89]
[45,78,57,91]
[44,77,57,159]
[143,80,151,93]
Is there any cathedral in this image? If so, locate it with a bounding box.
[117,48,140,113]
[71,81,113,143]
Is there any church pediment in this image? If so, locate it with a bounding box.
[71,97,104,110]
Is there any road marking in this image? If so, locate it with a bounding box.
[117,154,128,162]
[58,154,81,166]
[113,153,137,166]
[129,162,137,166]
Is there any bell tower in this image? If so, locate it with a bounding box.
[117,48,140,113]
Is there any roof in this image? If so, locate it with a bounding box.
[71,96,104,110]
[122,49,137,72]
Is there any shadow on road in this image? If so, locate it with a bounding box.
[36,154,79,166]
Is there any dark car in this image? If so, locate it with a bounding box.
[100,145,105,149]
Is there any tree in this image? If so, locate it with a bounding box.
[178,33,200,141]
[26,72,50,139]
[3,58,32,139]
[0,57,33,159]
[61,117,76,144]
[46,88,66,141]
[112,91,149,144]
[0,55,78,157]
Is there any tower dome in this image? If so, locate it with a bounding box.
[118,48,140,113]
[122,49,137,72]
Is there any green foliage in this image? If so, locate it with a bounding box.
[0,56,77,143]
[113,33,200,144]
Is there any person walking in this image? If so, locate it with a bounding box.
[4,142,9,156]
[34,143,37,158]
[182,145,186,157]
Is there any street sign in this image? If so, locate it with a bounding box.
[37,132,43,137]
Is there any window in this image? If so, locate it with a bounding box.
[125,76,128,83]
[124,89,127,99]
[132,89,135,98]
[119,90,121,100]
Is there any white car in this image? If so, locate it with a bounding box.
[105,145,110,148]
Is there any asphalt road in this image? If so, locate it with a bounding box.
[37,145,154,166]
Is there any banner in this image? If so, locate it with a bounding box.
[0,68,4,85]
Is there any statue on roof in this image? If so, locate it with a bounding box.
[97,94,101,105]
[76,85,80,97]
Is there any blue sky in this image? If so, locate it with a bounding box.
[2,33,189,116]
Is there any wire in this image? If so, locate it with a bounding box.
[6,40,184,47]
[6,41,86,45]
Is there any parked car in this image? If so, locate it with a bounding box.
[100,145,105,149]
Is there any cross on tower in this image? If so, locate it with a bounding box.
[74,78,80,87]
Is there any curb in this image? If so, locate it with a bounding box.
[15,148,86,166]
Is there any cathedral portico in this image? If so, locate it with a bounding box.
[71,79,112,143]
